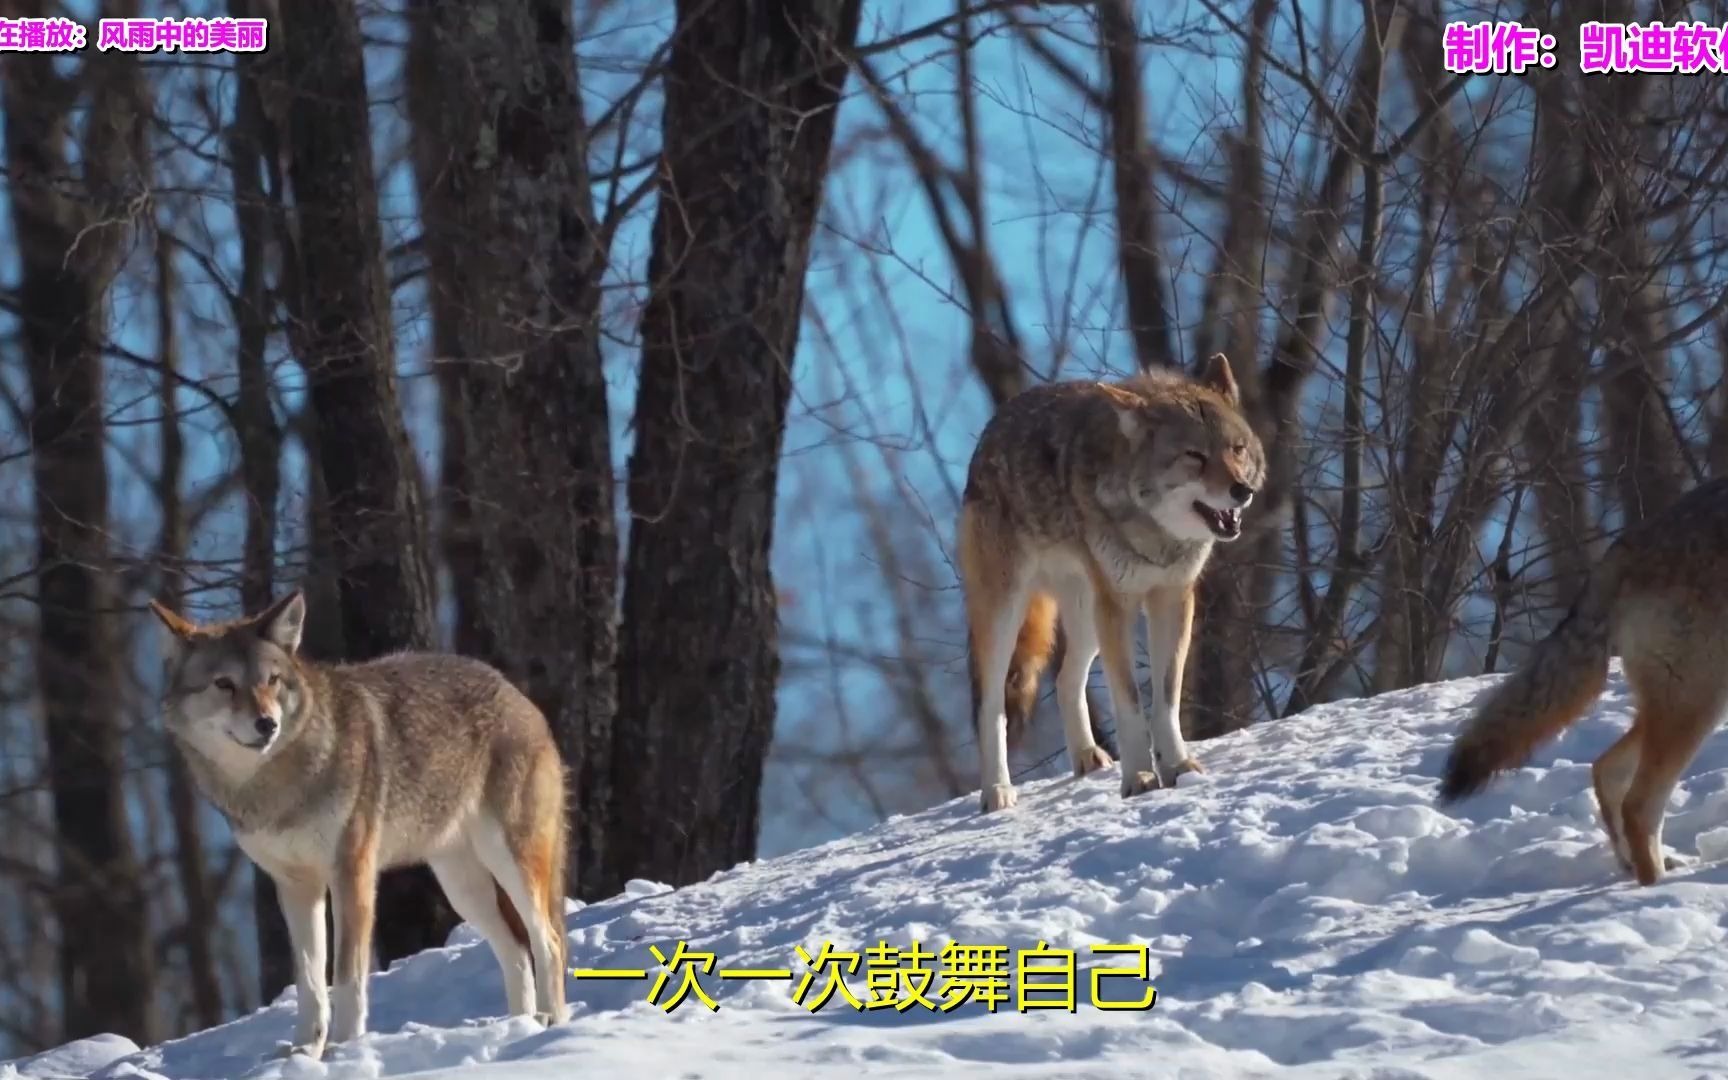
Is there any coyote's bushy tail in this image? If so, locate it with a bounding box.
[1437,550,1626,803]
[494,761,570,1006]
[968,592,1059,750]
[543,781,569,980]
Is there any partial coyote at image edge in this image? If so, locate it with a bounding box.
[1438,475,1728,887]
[957,353,1268,814]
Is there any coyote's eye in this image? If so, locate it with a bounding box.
[1184,451,1207,467]
[1231,442,1247,455]
[212,677,235,693]
[268,673,281,687]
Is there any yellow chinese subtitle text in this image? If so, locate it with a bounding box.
[569,940,1157,1014]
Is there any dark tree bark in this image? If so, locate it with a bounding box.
[435,374,485,660]
[224,0,292,1000]
[3,33,158,1045]
[270,0,451,964]
[1098,0,1177,371]
[277,0,438,659]
[152,219,225,1031]
[406,0,618,898]
[1194,0,1274,382]
[602,0,863,896]
[1517,309,1592,610]
[1596,128,1686,524]
[1184,0,1274,732]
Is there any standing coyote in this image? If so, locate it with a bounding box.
[959,353,1267,813]
[147,590,569,1059]
[1437,477,1728,886]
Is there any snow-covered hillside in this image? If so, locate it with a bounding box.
[15,665,1728,1080]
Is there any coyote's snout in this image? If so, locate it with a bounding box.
[957,353,1267,813]
[150,590,571,1059]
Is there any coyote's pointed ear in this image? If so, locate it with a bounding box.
[255,590,306,654]
[148,599,197,662]
[1199,352,1240,406]
[147,597,196,649]
[149,598,197,638]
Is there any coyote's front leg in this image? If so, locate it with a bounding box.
[1144,585,1204,786]
[1095,591,1160,798]
[1053,585,1112,777]
[329,826,380,1047]
[273,876,330,1060]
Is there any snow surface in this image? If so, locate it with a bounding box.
[15,664,1728,1079]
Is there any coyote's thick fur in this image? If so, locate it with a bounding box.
[148,591,569,1059]
[958,354,1267,812]
[1438,477,1728,886]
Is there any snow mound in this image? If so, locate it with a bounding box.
[19,663,1728,1079]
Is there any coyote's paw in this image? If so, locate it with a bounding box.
[1164,757,1205,785]
[980,784,1018,813]
[1122,770,1162,798]
[1624,843,1678,887]
[271,1039,326,1062]
[534,1001,572,1026]
[1604,832,1635,876]
[1608,844,1636,878]
[1072,744,1114,778]
[1666,852,1695,872]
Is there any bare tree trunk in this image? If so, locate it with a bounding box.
[1192,0,1407,732]
[152,218,225,1030]
[271,0,449,964]
[1285,0,1394,714]
[435,377,485,658]
[224,0,292,1000]
[406,0,618,898]
[1185,0,1275,730]
[1098,0,1177,371]
[1597,172,1685,525]
[1711,313,1728,478]
[603,0,863,895]
[1589,3,1689,528]
[1517,310,1592,607]
[296,412,350,662]
[3,34,159,1044]
[1194,0,1274,384]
